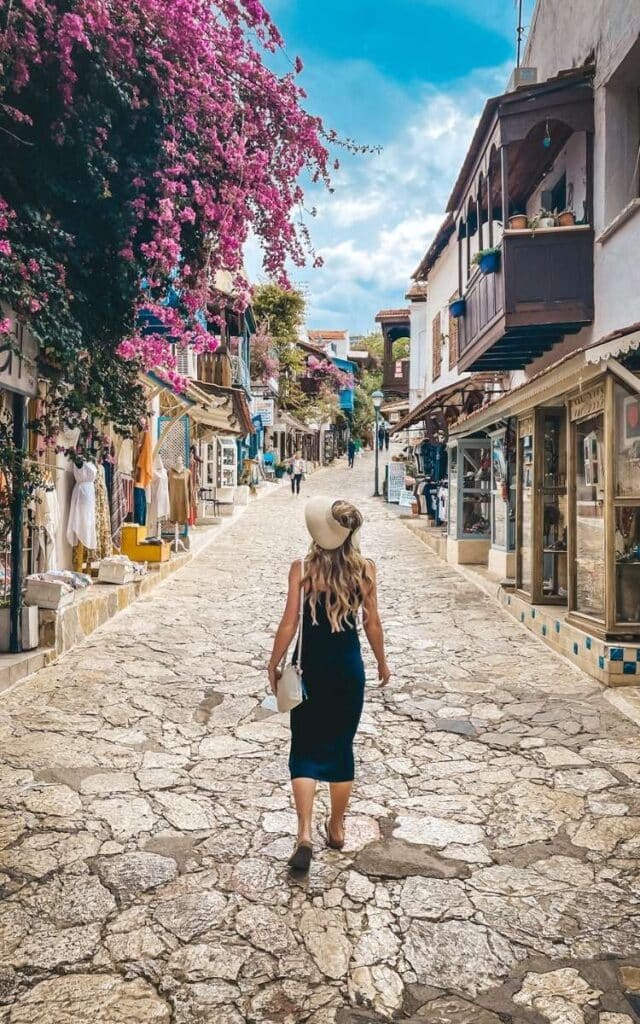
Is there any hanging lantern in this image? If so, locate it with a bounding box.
[543,119,552,149]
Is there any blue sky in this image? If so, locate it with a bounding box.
[248,0,536,333]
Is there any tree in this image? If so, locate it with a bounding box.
[351,367,382,442]
[393,337,411,360]
[351,331,384,364]
[253,281,307,412]
[0,0,340,437]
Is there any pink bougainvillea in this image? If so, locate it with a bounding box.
[307,355,354,392]
[0,0,344,406]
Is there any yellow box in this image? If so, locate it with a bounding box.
[120,524,170,564]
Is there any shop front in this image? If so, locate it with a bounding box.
[449,338,640,684]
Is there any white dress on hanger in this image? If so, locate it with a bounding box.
[66,461,98,550]
[34,485,60,571]
[148,459,170,535]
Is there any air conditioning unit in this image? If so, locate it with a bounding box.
[173,344,198,380]
[508,66,537,92]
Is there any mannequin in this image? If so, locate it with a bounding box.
[168,455,190,552]
[149,455,170,537]
[67,457,98,567]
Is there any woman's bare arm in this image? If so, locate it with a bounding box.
[362,562,391,686]
[268,560,303,691]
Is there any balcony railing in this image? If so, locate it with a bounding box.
[458,226,594,372]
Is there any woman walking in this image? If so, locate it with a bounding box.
[289,450,306,495]
[268,496,391,872]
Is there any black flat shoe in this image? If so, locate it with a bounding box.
[326,815,345,850]
[288,842,313,872]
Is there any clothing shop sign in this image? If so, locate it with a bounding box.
[387,462,405,503]
[253,399,275,426]
[0,312,38,398]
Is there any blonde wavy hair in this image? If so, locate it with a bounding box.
[303,500,374,632]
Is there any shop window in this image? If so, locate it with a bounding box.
[575,413,605,618]
[460,443,491,538]
[541,411,567,601]
[518,428,534,593]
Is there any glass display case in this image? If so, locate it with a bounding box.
[613,383,640,628]
[574,412,605,617]
[540,410,568,601]
[567,375,640,638]
[217,437,238,489]
[448,438,491,541]
[490,428,515,553]
[516,409,568,604]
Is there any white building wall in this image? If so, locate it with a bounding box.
[423,232,469,396]
[524,0,640,359]
[408,300,427,409]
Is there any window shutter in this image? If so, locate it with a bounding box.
[432,312,442,381]
[449,295,459,369]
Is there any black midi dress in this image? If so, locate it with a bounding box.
[289,593,365,783]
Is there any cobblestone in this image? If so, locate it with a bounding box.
[1,453,640,1021]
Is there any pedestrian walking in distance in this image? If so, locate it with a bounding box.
[268,496,391,872]
[384,427,390,451]
[347,438,356,469]
[377,424,385,451]
[289,450,306,495]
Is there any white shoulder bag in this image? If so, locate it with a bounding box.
[277,559,305,713]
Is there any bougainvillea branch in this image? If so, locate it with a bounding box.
[0,0,348,434]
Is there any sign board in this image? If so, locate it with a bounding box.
[0,312,38,398]
[399,488,415,508]
[387,462,405,503]
[253,398,274,426]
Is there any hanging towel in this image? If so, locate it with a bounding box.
[110,466,128,548]
[136,427,153,490]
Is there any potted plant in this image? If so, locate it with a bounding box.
[557,208,576,227]
[537,208,557,228]
[472,245,501,275]
[508,212,528,230]
[449,296,466,318]
[274,462,287,479]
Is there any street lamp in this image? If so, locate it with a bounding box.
[372,389,384,497]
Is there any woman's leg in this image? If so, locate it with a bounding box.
[291,777,317,844]
[295,474,302,494]
[328,781,352,843]
[290,474,295,494]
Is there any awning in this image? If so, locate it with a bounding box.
[193,380,255,436]
[450,336,640,437]
[274,411,315,433]
[390,375,502,435]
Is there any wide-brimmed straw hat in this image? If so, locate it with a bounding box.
[304,496,351,551]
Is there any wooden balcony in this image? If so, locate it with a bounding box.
[383,358,410,397]
[458,226,594,372]
[299,376,322,396]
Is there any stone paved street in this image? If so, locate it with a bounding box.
[1,453,640,1023]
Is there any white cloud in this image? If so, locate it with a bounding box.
[246,60,512,332]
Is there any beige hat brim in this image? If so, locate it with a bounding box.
[305,496,351,551]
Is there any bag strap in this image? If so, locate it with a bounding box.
[281,558,305,669]
[294,557,305,668]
